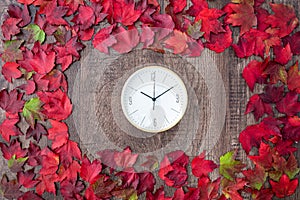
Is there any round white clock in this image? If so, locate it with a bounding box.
[121,66,188,133]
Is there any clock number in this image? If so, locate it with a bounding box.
[129,97,133,105]
[153,118,157,127]
[176,94,180,103]
[151,71,156,81]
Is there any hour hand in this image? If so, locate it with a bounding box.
[140,91,155,101]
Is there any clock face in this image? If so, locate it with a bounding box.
[121,66,188,133]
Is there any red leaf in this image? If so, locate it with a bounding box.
[17,169,39,188]
[2,62,22,83]
[93,25,117,54]
[270,174,298,198]
[242,58,268,91]
[28,48,56,75]
[252,188,273,200]
[259,85,284,104]
[242,165,267,190]
[225,2,257,36]
[265,4,299,38]
[58,160,81,182]
[60,179,85,199]
[71,5,95,29]
[276,91,300,116]
[26,123,47,142]
[55,140,82,168]
[195,8,225,41]
[137,172,155,194]
[114,147,138,169]
[0,139,27,160]
[168,0,186,14]
[274,44,292,65]
[284,32,300,55]
[44,3,68,26]
[34,69,68,92]
[18,80,36,95]
[116,168,139,189]
[1,17,22,39]
[146,186,172,200]
[222,178,247,200]
[27,141,41,167]
[263,61,287,84]
[36,174,59,195]
[37,89,72,121]
[48,120,69,149]
[0,89,24,114]
[187,0,208,17]
[191,151,217,178]
[0,116,22,142]
[112,26,140,54]
[89,174,116,199]
[245,94,273,121]
[58,0,84,15]
[248,142,273,170]
[287,62,300,93]
[164,30,189,54]
[0,175,23,199]
[97,149,117,169]
[7,4,31,27]
[80,156,102,184]
[18,191,43,200]
[17,0,36,4]
[239,118,281,154]
[205,25,232,53]
[198,177,221,200]
[39,147,59,175]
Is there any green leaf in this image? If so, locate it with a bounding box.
[7,154,28,168]
[284,154,300,179]
[24,24,46,43]
[220,151,245,181]
[22,98,44,128]
[129,192,138,200]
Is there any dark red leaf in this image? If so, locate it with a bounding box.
[116,168,139,189]
[242,165,267,190]
[112,26,140,54]
[58,160,81,182]
[168,0,186,14]
[222,178,247,200]
[26,123,47,142]
[44,3,69,26]
[191,151,217,178]
[55,140,82,168]
[259,85,284,103]
[276,91,300,116]
[37,89,72,121]
[245,94,273,121]
[251,188,273,200]
[137,171,155,194]
[248,142,273,170]
[28,48,56,75]
[284,32,300,55]
[60,179,85,200]
[93,25,117,54]
[7,4,31,27]
[270,174,298,198]
[114,147,138,169]
[225,2,257,36]
[71,5,95,29]
[27,141,41,167]
[0,175,23,199]
[263,61,287,84]
[58,0,84,15]
[1,40,24,63]
[0,89,24,114]
[187,0,208,17]
[265,4,299,38]
[18,191,43,200]
[80,156,102,184]
[0,139,27,160]
[91,174,116,199]
[146,186,172,200]
[39,147,59,175]
[287,62,300,93]
[205,25,232,53]
[48,120,69,149]
[17,169,39,188]
[1,17,22,39]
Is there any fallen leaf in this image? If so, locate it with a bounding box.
[191,151,218,178]
[80,156,102,184]
[219,151,245,181]
[48,120,69,149]
[0,89,24,114]
[270,174,298,198]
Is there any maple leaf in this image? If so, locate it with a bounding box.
[93,25,117,54]
[221,178,247,200]
[112,26,140,54]
[7,154,28,173]
[1,40,24,62]
[17,0,36,4]
[146,186,172,200]
[276,91,300,116]
[259,85,284,104]
[219,151,245,181]
[48,120,69,149]
[97,149,117,169]
[284,31,300,55]
[35,69,68,92]
[195,8,225,41]
[205,25,232,53]
[27,141,41,167]
[55,140,82,168]
[242,58,268,91]
[116,168,139,189]
[44,3,69,26]
[1,62,22,83]
[71,5,95,30]
[0,116,22,142]
[58,0,84,15]
[17,169,39,188]
[58,160,81,182]
[18,191,43,200]
[0,175,23,199]
[1,17,22,39]
[265,4,299,38]
[18,80,36,95]
[248,142,273,170]
[0,139,27,160]
[263,61,287,84]
[114,147,138,169]
[239,118,281,154]
[36,174,59,195]
[80,156,102,184]
[39,147,59,175]
[198,177,221,200]
[137,172,155,194]
[245,94,273,121]
[164,30,189,54]
[0,89,24,114]
[22,97,44,128]
[140,26,155,48]
[273,44,292,65]
[191,151,218,178]
[287,61,300,93]
[225,2,257,36]
[168,0,186,14]
[90,174,116,199]
[28,48,56,75]
[284,153,300,179]
[37,89,72,121]
[251,188,273,200]
[174,187,200,200]
[242,165,267,190]
[141,155,159,171]
[187,0,208,17]
[270,174,298,198]
[7,4,31,27]
[60,179,85,199]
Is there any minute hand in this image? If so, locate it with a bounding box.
[154,86,175,100]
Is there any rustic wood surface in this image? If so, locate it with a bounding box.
[0,0,300,199]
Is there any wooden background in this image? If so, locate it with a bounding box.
[0,0,300,199]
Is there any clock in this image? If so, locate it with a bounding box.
[121,66,188,133]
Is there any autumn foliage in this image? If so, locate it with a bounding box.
[0,0,299,199]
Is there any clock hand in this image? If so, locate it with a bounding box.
[140,91,155,101]
[154,85,175,100]
[153,80,156,110]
